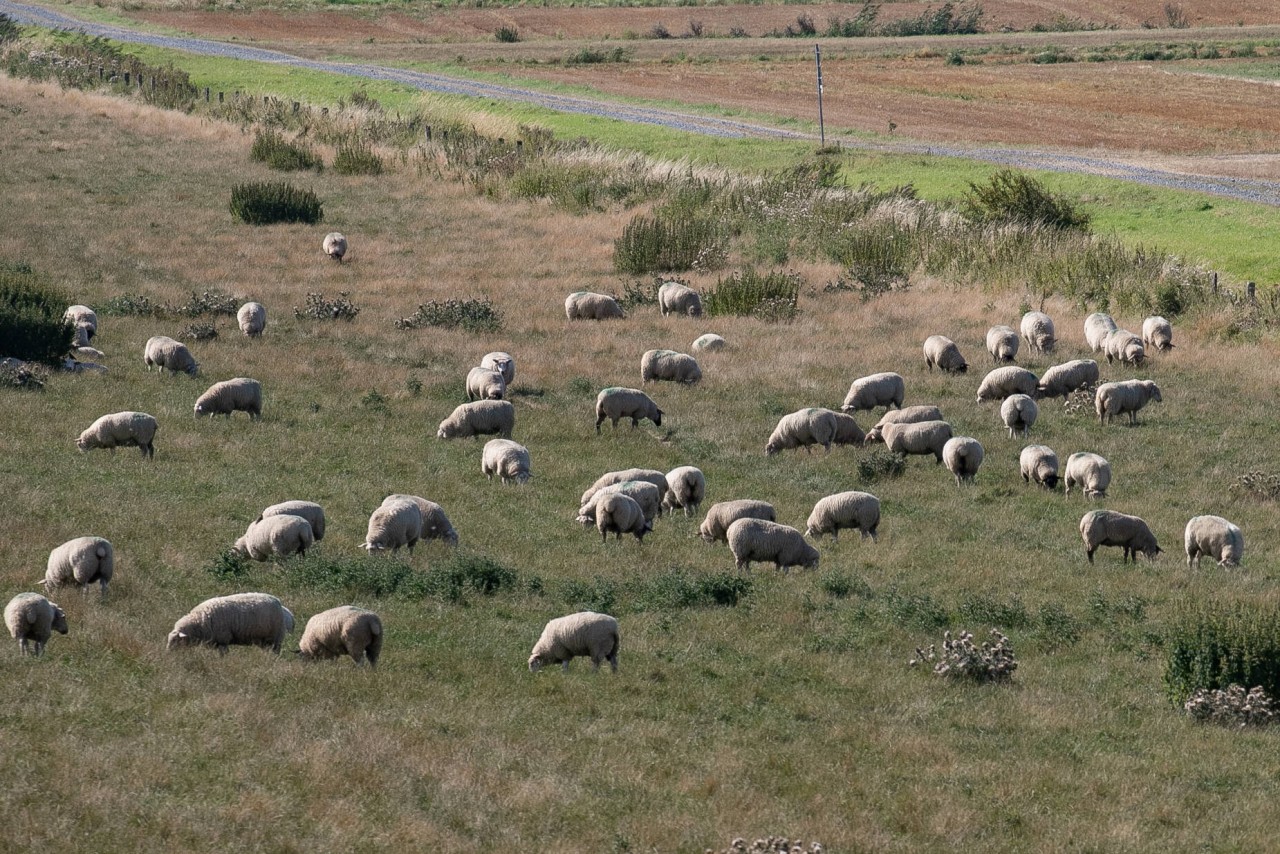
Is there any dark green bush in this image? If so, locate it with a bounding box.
[333,139,384,176]
[632,569,752,611]
[230,181,323,225]
[250,129,322,172]
[495,25,520,42]
[98,293,161,317]
[294,292,360,321]
[818,569,873,600]
[0,269,73,366]
[614,211,726,274]
[172,289,239,317]
[566,47,629,65]
[878,2,984,36]
[1165,604,1280,705]
[0,12,20,45]
[703,268,801,318]
[394,299,502,333]
[962,169,1090,231]
[206,550,251,580]
[858,448,906,483]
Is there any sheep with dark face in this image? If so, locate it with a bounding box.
[323,232,348,261]
[5,593,68,657]
[923,335,968,373]
[299,606,383,667]
[1184,515,1244,568]
[1019,445,1060,490]
[985,325,1019,363]
[1080,510,1161,564]
[1020,311,1055,353]
[1142,316,1175,352]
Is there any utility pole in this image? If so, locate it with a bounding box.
[815,44,825,146]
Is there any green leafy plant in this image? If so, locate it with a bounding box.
[250,129,322,172]
[962,169,1090,231]
[294,292,360,321]
[703,269,801,318]
[394,298,502,333]
[333,138,384,176]
[857,448,906,483]
[1165,604,1280,705]
[494,25,520,43]
[230,181,323,225]
[614,212,726,274]
[172,289,239,317]
[98,293,161,317]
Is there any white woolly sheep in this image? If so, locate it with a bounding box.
[1036,359,1099,401]
[258,500,326,542]
[1080,509,1161,564]
[976,366,1038,403]
[195,377,262,420]
[766,408,838,455]
[986,325,1019,363]
[1096,380,1162,426]
[595,387,663,432]
[64,305,97,341]
[1000,393,1039,439]
[578,481,662,526]
[841,372,905,412]
[691,333,726,353]
[596,492,653,543]
[1185,515,1244,569]
[581,469,670,506]
[1142,316,1175,352]
[5,593,68,656]
[437,400,515,439]
[43,536,113,597]
[881,419,953,464]
[727,518,820,573]
[1104,329,1146,366]
[923,335,968,373]
[143,335,198,376]
[1020,311,1056,353]
[662,465,705,517]
[830,411,866,447]
[382,494,458,545]
[1084,312,1117,353]
[1064,452,1111,499]
[167,592,294,655]
[482,438,532,485]
[299,605,383,667]
[466,366,507,401]
[323,232,348,261]
[528,611,619,673]
[76,411,158,459]
[233,514,314,561]
[480,351,516,385]
[74,346,105,361]
[864,405,944,444]
[237,301,266,337]
[640,349,702,384]
[805,491,880,541]
[362,499,423,553]
[1019,445,1060,489]
[943,436,984,486]
[565,291,625,321]
[658,281,703,317]
[699,499,776,544]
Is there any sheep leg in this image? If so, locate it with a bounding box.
[1086,547,1095,564]
[560,660,570,673]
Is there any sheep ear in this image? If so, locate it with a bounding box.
[177,631,188,638]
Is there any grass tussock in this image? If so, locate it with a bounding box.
[229,181,324,225]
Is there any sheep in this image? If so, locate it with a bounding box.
[766,408,838,455]
[1036,359,1099,401]
[699,499,776,544]
[74,346,105,361]
[323,232,347,261]
[864,405,944,444]
[658,281,703,317]
[578,481,662,526]
[361,498,423,553]
[943,436,985,485]
[1184,515,1244,569]
[437,400,515,439]
[596,492,653,543]
[466,366,506,401]
[1079,510,1161,564]
[1095,380,1162,426]
[662,465,705,517]
[1020,311,1056,353]
[595,387,663,432]
[727,518,820,573]
[841,372,905,412]
[565,291,625,321]
[1104,329,1146,367]
[257,501,326,542]
[976,366,1038,403]
[923,335,968,373]
[1063,452,1111,499]
[805,491,880,541]
[1084,312,1117,353]
[1000,393,1039,439]
[1019,444,1060,489]
[830,411,866,447]
[76,411,158,459]
[43,536,113,597]
[194,378,262,420]
[382,495,458,545]
[233,514,314,561]
[692,333,726,353]
[63,305,97,341]
[1142,316,1175,353]
[299,606,383,667]
[482,438,532,484]
[480,351,516,385]
[880,419,953,464]
[237,301,266,337]
[640,349,701,384]
[166,592,294,655]
[143,335,198,376]
[528,611,619,673]
[5,593,68,656]
[581,469,670,506]
[985,325,1019,363]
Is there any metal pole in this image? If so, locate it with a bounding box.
[815,44,825,146]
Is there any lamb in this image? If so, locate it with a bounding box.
[880,419,953,464]
[437,400,515,439]
[322,232,348,261]
[1104,329,1146,366]
[805,491,880,541]
[830,411,866,447]
[361,498,423,553]
[658,281,703,317]
[766,407,838,455]
[863,405,944,444]
[726,518,820,573]
[640,349,701,384]
[480,351,516,385]
[595,387,663,432]
[482,438,532,484]
[143,335,198,376]
[923,335,968,373]
[1020,311,1056,353]
[1079,510,1161,564]
[692,333,726,353]
[237,301,266,337]
[257,500,326,541]
[76,411,159,459]
[381,494,458,545]
[699,499,776,543]
[299,605,383,667]
[595,492,653,543]
[194,377,262,420]
[1095,380,1162,425]
[5,593,68,656]
[943,436,985,485]
[1063,452,1111,498]
[166,592,294,655]
[581,469,670,506]
[1019,445,1060,489]
[528,611,619,673]
[976,366,1038,403]
[233,514,314,561]
[1142,316,1175,352]
[840,372,905,412]
[565,291,625,321]
[1000,393,1039,439]
[466,366,507,401]
[1184,515,1244,568]
[578,481,662,526]
[661,465,706,516]
[1036,359,1099,401]
[43,536,113,597]
[985,325,1019,363]
[1084,312,1117,352]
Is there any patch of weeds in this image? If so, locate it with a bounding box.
[394,298,502,333]
[911,629,1017,682]
[172,289,238,317]
[632,568,752,611]
[405,375,423,397]
[568,376,595,396]
[1165,604,1280,705]
[294,291,360,321]
[250,128,322,172]
[818,569,872,600]
[885,588,948,630]
[180,322,218,341]
[333,138,384,176]
[857,449,906,484]
[205,549,251,579]
[618,279,660,310]
[494,25,520,42]
[361,389,390,414]
[962,169,1090,231]
[566,47,629,65]
[1185,684,1275,727]
[957,594,1030,629]
[285,553,429,597]
[98,293,161,317]
[424,552,520,602]
[614,211,726,274]
[230,181,324,225]
[1233,469,1280,501]
[561,576,618,614]
[1035,602,1081,649]
[704,268,801,318]
[0,359,48,390]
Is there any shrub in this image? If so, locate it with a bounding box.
[333,138,384,176]
[911,629,1017,682]
[962,169,1090,231]
[885,588,948,630]
[818,569,872,599]
[1233,469,1280,501]
[181,322,218,342]
[614,212,726,274]
[250,129,322,172]
[857,448,906,483]
[394,298,502,333]
[494,25,520,43]
[230,181,324,225]
[0,12,20,45]
[294,291,360,321]
[632,568,752,611]
[879,2,984,37]
[1185,684,1275,727]
[703,269,801,318]
[206,550,251,580]
[172,289,239,317]
[618,279,660,310]
[425,552,520,602]
[0,269,74,366]
[1165,604,1280,705]
[566,47,629,65]
[0,358,47,390]
[98,293,161,317]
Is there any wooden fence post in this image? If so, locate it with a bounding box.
[1247,281,1256,303]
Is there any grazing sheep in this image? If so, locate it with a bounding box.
[482,438,532,485]
[257,501,326,542]
[466,366,507,401]
[1019,444,1060,489]
[76,411,158,459]
[805,491,880,541]
[528,611,619,673]
[1084,312,1118,353]
[658,281,703,317]
[691,333,726,353]
[595,387,663,432]
[480,351,516,385]
[1063,452,1111,499]
[1020,311,1056,353]
[831,411,866,447]
[1095,380,1162,426]
[578,481,662,526]
[233,514,314,561]
[565,291,625,321]
[1000,393,1039,439]
[1079,510,1161,564]
[766,407,838,455]
[194,377,262,420]
[43,536,113,597]
[382,495,458,545]
[237,301,266,337]
[699,499,776,544]
[864,405,944,444]
[841,372,905,412]
[923,335,968,373]
[1143,316,1175,353]
[361,499,423,554]
[661,465,705,517]
[299,605,383,667]
[1036,359,1099,401]
[943,436,985,485]
[881,419,953,464]
[596,492,653,543]
[1104,329,1146,367]
[323,232,347,261]
[143,336,199,376]
[1184,515,1244,569]
[581,469,670,506]
[727,518,820,573]
[64,305,97,341]
[976,366,1038,403]
[640,349,702,384]
[437,400,515,439]
[166,592,294,655]
[5,593,68,657]
[986,325,1019,363]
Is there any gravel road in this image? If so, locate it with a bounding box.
[5,0,1280,207]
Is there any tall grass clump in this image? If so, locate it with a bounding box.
[879,2,985,36]
[494,25,520,43]
[332,138,384,176]
[394,299,503,333]
[0,267,73,365]
[250,129,322,172]
[703,268,801,319]
[1165,603,1280,705]
[614,211,726,274]
[0,12,20,44]
[962,169,1090,231]
[293,292,360,320]
[230,181,323,225]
